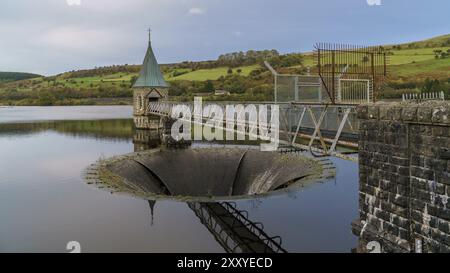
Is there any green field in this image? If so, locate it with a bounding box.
[166,65,259,81]
[389,47,450,65]
[391,57,450,80]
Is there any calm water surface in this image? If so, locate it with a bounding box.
[0,106,358,253]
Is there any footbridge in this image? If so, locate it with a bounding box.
[147,101,359,161]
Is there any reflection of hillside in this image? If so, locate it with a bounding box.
[0,119,134,141]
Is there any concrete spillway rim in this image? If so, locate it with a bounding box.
[84,147,335,203]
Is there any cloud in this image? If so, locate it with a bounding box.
[366,0,382,6]
[36,26,115,51]
[233,31,243,37]
[66,0,82,6]
[187,7,205,15]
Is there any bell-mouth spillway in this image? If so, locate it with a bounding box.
[85,147,332,202]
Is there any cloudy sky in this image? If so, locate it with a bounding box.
[0,0,449,75]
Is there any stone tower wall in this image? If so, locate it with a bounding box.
[353,102,450,253]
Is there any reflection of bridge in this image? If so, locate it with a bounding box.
[147,200,288,253]
[190,202,288,253]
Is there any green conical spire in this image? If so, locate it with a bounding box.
[133,30,168,88]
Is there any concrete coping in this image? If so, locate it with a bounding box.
[357,101,450,125]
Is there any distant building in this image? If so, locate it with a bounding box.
[215,90,231,96]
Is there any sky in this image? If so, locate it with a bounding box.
[0,0,449,76]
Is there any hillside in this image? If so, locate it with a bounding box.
[0,72,41,83]
[0,34,449,105]
[395,34,450,49]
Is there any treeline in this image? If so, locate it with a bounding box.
[62,64,141,79]
[173,50,279,71]
[217,50,280,67]
[0,72,41,83]
[174,50,304,70]
[390,37,450,50]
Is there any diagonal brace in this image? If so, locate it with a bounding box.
[308,106,328,153]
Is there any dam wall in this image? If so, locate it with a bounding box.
[353,102,450,253]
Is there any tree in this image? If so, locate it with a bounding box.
[38,91,56,106]
[422,78,441,93]
[434,50,443,59]
[203,80,215,93]
[227,68,233,75]
[223,75,247,94]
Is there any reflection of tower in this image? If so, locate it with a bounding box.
[133,29,169,130]
[133,129,161,152]
[148,200,156,226]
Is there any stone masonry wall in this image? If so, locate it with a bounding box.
[353,101,450,253]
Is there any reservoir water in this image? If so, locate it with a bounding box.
[0,106,358,253]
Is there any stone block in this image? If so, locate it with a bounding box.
[367,105,379,119]
[392,216,410,230]
[438,208,450,221]
[402,106,418,122]
[417,107,433,123]
[436,172,450,186]
[432,105,450,124]
[357,105,369,119]
[438,219,450,234]
[411,199,425,212]
[399,228,410,241]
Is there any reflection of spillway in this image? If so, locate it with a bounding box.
[107,148,322,197]
[188,202,287,253]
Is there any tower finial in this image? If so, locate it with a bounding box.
[148,27,152,43]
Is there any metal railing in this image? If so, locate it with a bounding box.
[338,79,372,104]
[265,61,374,105]
[402,91,445,102]
[146,101,359,161]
